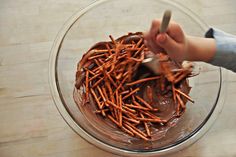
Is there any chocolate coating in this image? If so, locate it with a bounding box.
[74,32,192,141]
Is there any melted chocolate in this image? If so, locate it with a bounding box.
[74,32,192,142]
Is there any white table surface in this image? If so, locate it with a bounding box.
[0,0,236,156]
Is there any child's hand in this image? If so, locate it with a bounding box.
[144,19,187,62]
[144,19,216,63]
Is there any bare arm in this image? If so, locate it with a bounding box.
[186,36,216,62]
[145,19,236,72]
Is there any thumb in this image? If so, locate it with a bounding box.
[156,33,179,53]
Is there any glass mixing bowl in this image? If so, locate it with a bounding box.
[49,0,226,156]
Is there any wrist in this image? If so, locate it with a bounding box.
[185,36,216,62]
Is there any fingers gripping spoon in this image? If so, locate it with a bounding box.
[142,10,172,75]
